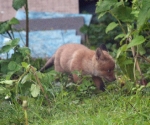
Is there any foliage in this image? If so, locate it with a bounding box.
[80,13,121,50]
[12,0,27,10]
[96,0,150,84]
[12,0,29,47]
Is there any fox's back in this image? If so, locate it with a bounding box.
[54,43,94,72]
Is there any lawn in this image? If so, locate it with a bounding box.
[0,72,150,125]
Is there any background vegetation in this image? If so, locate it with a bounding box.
[0,0,150,124]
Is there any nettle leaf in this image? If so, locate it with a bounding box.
[106,22,118,33]
[30,84,40,97]
[0,21,10,33]
[36,72,42,79]
[145,41,150,47]
[98,12,106,19]
[8,17,19,25]
[0,38,20,54]
[0,18,19,34]
[96,0,117,13]
[21,74,31,84]
[111,6,135,23]
[8,61,21,71]
[127,36,146,48]
[12,0,26,10]
[0,86,7,94]
[114,33,126,40]
[138,45,146,55]
[116,44,128,58]
[18,47,31,56]
[137,0,150,29]
[0,45,12,53]
[11,38,20,46]
[122,59,133,65]
[21,62,29,68]
[146,82,150,87]
[0,80,14,85]
[6,71,15,80]
[80,25,89,34]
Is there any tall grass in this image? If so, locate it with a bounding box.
[0,71,150,125]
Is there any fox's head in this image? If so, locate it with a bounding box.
[93,45,116,82]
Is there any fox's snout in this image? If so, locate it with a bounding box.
[110,77,116,81]
[107,76,116,82]
[104,74,116,82]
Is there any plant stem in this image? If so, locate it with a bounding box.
[109,12,126,34]
[24,0,29,47]
[30,66,51,105]
[6,31,13,40]
[16,65,31,95]
[24,109,28,125]
[127,25,142,82]
[22,100,28,125]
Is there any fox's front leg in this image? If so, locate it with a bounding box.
[92,76,105,91]
[72,74,81,84]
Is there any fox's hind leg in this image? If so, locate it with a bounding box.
[92,76,105,91]
[54,58,64,72]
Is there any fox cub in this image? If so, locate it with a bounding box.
[40,43,116,90]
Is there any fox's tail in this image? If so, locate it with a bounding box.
[40,55,55,72]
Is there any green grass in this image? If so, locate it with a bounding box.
[0,72,150,125]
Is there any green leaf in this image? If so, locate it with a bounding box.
[0,45,12,53]
[21,62,29,68]
[80,25,89,34]
[145,41,150,47]
[106,22,118,33]
[111,6,135,23]
[0,86,7,94]
[114,33,126,40]
[116,44,127,58]
[21,74,31,84]
[0,21,10,33]
[122,59,133,65]
[127,36,146,48]
[0,80,14,85]
[8,61,18,70]
[96,0,117,13]
[30,84,40,97]
[8,61,21,71]
[36,72,42,79]
[0,38,20,54]
[146,82,150,87]
[137,0,150,29]
[18,47,30,56]
[5,71,15,80]
[12,0,26,10]
[9,17,19,25]
[97,12,106,19]
[138,45,146,55]
[11,38,20,46]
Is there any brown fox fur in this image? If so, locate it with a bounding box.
[40,43,116,90]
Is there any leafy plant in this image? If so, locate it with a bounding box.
[12,0,29,47]
[80,13,121,49]
[96,0,150,84]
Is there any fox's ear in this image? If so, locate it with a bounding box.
[96,48,105,60]
[99,44,108,51]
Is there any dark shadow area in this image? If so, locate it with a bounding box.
[79,0,98,14]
